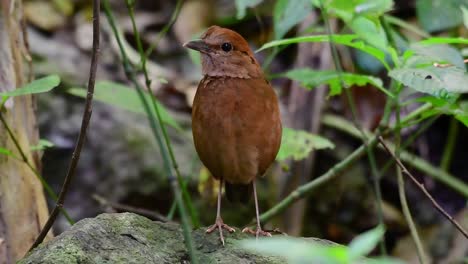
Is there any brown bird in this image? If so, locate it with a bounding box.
[184,26,282,245]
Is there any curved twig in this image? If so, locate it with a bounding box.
[378,136,468,239]
[28,0,100,252]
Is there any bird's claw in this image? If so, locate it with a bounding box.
[242,226,272,238]
[206,217,235,245]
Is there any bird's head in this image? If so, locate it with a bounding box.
[184,26,262,78]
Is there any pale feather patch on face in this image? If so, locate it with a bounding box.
[199,26,262,79]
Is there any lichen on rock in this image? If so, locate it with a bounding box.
[20,213,287,264]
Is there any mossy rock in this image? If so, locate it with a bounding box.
[20,213,292,263]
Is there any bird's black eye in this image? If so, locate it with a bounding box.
[221,42,232,52]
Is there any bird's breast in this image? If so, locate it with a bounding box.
[192,76,282,184]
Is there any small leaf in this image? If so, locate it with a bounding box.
[462,6,468,28]
[240,237,348,263]
[418,37,468,45]
[0,147,13,157]
[349,16,388,51]
[30,139,55,151]
[283,68,393,97]
[235,0,263,19]
[258,34,390,69]
[276,127,334,161]
[274,0,312,39]
[348,225,385,259]
[354,0,394,16]
[389,67,468,99]
[0,75,60,98]
[68,81,181,131]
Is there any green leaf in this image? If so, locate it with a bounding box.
[257,34,390,69]
[320,0,393,20]
[0,75,60,98]
[235,0,263,19]
[354,0,394,16]
[462,6,468,28]
[273,0,312,39]
[416,0,465,32]
[0,147,14,157]
[349,16,388,51]
[348,225,385,259]
[389,67,468,99]
[30,139,55,151]
[240,237,348,263]
[276,127,334,161]
[283,68,393,97]
[418,37,468,45]
[407,44,465,69]
[68,81,181,130]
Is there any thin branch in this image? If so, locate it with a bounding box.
[144,0,183,59]
[394,98,427,264]
[319,1,387,253]
[125,0,199,227]
[92,194,171,222]
[260,136,378,223]
[102,1,197,262]
[378,136,468,239]
[322,114,468,197]
[440,118,458,171]
[28,0,100,251]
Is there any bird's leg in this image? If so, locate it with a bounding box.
[206,179,235,245]
[242,180,272,238]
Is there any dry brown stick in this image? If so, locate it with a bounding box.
[378,136,468,239]
[28,0,100,252]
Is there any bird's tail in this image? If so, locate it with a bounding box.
[225,182,252,203]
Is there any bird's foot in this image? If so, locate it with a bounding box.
[206,217,235,245]
[242,226,272,238]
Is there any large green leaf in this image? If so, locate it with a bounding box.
[0,75,60,98]
[240,237,348,263]
[407,44,466,69]
[274,0,312,39]
[416,0,466,32]
[348,225,385,260]
[389,66,468,99]
[68,81,181,130]
[258,34,390,69]
[319,0,392,50]
[323,0,394,17]
[283,68,393,97]
[276,127,334,161]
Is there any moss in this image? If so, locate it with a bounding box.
[20,213,291,263]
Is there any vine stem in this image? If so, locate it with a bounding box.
[319,0,387,253]
[29,0,100,252]
[378,136,468,239]
[125,0,199,228]
[103,1,198,262]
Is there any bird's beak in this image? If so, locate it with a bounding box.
[183,39,211,53]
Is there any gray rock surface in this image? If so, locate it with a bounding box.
[20,213,294,263]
